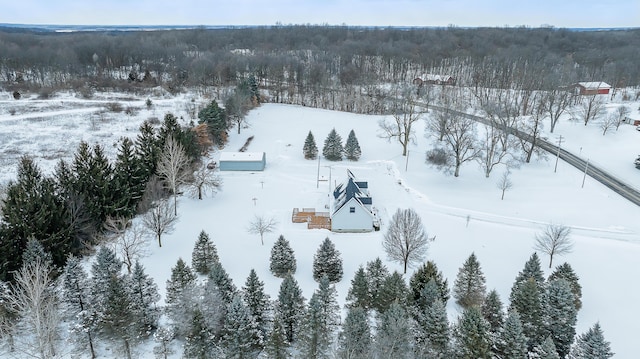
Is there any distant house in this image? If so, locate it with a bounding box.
[574,82,611,95]
[219,152,266,171]
[330,170,378,233]
[413,74,456,86]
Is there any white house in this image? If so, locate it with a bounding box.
[219,152,266,171]
[330,170,377,232]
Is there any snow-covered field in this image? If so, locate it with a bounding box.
[1,90,639,358]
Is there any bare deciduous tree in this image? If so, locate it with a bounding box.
[8,258,59,359]
[576,95,606,126]
[518,98,546,163]
[247,215,278,245]
[478,124,513,178]
[541,88,572,133]
[441,115,479,177]
[534,223,573,268]
[379,87,421,156]
[157,136,191,215]
[142,200,177,248]
[104,217,149,274]
[615,105,630,130]
[383,208,432,274]
[600,114,618,136]
[187,162,222,200]
[497,170,513,200]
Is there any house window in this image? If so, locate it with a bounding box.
[349,207,355,213]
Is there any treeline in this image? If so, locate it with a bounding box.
[1,26,639,99]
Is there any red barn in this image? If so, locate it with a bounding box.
[575,82,611,95]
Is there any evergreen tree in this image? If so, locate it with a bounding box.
[73,142,116,226]
[208,261,237,304]
[312,237,343,283]
[248,74,261,103]
[376,271,408,313]
[481,289,504,334]
[97,270,136,359]
[192,230,220,274]
[314,276,340,331]
[453,253,487,309]
[264,317,291,359]
[128,261,161,337]
[198,100,228,146]
[165,258,198,337]
[134,120,161,184]
[303,131,319,160]
[113,137,145,218]
[222,295,261,358]
[365,258,389,311]
[375,302,414,359]
[270,235,297,278]
[495,311,528,359]
[21,238,53,267]
[242,269,271,346]
[90,246,123,315]
[530,337,561,359]
[545,279,577,358]
[297,293,334,359]
[183,308,219,359]
[153,326,176,359]
[338,306,372,359]
[345,266,370,309]
[60,255,96,359]
[415,298,449,357]
[452,306,492,359]
[409,260,450,307]
[344,129,362,161]
[201,277,226,339]
[509,278,546,350]
[322,128,344,161]
[548,262,582,310]
[568,323,614,359]
[276,274,306,343]
[414,279,441,313]
[166,258,197,307]
[513,253,545,289]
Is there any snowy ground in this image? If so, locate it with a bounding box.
[1,90,639,358]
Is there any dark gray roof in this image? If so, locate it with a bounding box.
[333,171,372,215]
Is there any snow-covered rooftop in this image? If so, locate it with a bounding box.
[219,151,265,162]
[577,81,612,89]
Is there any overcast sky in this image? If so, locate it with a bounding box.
[1,0,638,28]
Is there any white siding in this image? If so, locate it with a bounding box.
[331,198,374,232]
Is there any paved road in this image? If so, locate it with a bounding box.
[422,103,640,207]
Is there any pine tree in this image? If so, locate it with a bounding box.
[60,255,96,358]
[495,311,528,359]
[112,137,143,219]
[414,279,441,313]
[90,246,123,316]
[346,266,370,309]
[183,308,219,359]
[453,253,487,309]
[192,230,220,274]
[97,271,136,359]
[222,295,261,358]
[153,326,176,359]
[376,271,408,313]
[513,253,545,289]
[303,131,319,160]
[128,261,161,337]
[530,337,561,359]
[409,260,450,307]
[314,276,341,330]
[545,279,577,358]
[481,289,504,334]
[166,258,197,306]
[242,269,270,347]
[375,302,413,359]
[322,128,344,161]
[270,235,297,278]
[264,317,291,359]
[344,129,362,161]
[201,277,226,338]
[276,274,305,343]
[134,120,160,184]
[509,278,546,350]
[198,100,228,146]
[568,323,614,359]
[73,142,116,226]
[452,306,492,359]
[548,262,582,310]
[208,261,237,304]
[297,293,333,359]
[21,238,53,267]
[365,258,389,311]
[165,258,198,337]
[338,306,372,359]
[313,237,343,283]
[415,298,449,357]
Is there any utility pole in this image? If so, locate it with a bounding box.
[582,158,590,188]
[316,155,320,188]
[554,135,564,173]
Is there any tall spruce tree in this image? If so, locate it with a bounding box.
[198,100,228,146]
[338,306,372,359]
[192,230,220,274]
[112,137,142,219]
[453,253,487,309]
[409,260,450,307]
[242,269,271,347]
[264,317,291,359]
[568,323,614,359]
[134,120,160,185]
[375,302,414,359]
[128,261,161,337]
[548,262,582,310]
[276,274,305,343]
[416,298,449,357]
[165,258,198,337]
[545,279,577,358]
[183,308,220,359]
[312,237,343,283]
[481,289,504,334]
[452,306,492,359]
[322,128,343,161]
[303,131,319,160]
[60,255,96,359]
[495,311,528,359]
[222,294,261,358]
[530,336,561,359]
[201,277,226,339]
[269,235,297,278]
[346,266,370,309]
[98,269,136,359]
[344,129,362,161]
[509,277,546,350]
[297,293,333,359]
[208,261,237,304]
[513,253,545,288]
[365,258,390,311]
[375,271,408,313]
[90,246,123,315]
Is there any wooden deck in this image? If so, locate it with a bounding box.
[292,208,331,230]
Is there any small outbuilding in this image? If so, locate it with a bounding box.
[219,152,266,171]
[575,82,611,95]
